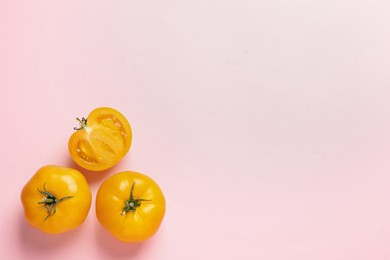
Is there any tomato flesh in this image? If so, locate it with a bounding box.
[69,107,132,171]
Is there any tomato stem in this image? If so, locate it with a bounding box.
[121,182,150,215]
[37,183,74,221]
[74,117,87,130]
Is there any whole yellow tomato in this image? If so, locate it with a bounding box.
[20,165,92,234]
[68,107,132,171]
[96,171,166,242]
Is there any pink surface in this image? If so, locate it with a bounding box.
[1,1,390,259]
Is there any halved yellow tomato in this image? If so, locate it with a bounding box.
[68,107,132,171]
[96,171,166,243]
[20,165,92,234]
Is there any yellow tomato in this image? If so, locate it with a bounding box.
[68,107,132,171]
[96,171,166,243]
[20,165,92,234]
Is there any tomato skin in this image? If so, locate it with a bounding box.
[96,171,166,243]
[20,165,92,234]
[68,107,132,171]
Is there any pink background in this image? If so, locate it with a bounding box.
[1,1,390,259]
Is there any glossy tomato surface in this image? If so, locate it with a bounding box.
[96,171,166,242]
[20,165,92,234]
[68,107,132,171]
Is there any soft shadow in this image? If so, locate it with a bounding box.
[65,154,130,184]
[18,213,80,252]
[65,156,106,184]
[95,223,145,258]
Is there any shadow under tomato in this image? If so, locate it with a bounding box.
[95,223,146,258]
[65,154,130,184]
[18,213,81,252]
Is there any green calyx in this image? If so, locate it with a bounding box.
[37,183,74,221]
[121,182,150,216]
[74,117,87,130]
